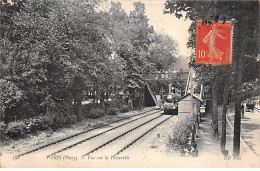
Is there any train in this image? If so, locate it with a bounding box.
[162,93,179,115]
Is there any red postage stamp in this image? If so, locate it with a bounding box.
[196,20,232,65]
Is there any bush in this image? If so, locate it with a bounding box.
[23,115,51,133]
[3,115,51,138]
[66,115,77,124]
[5,121,27,138]
[4,97,46,123]
[120,105,129,113]
[46,112,77,130]
[0,100,78,139]
[88,108,105,119]
[168,121,193,148]
[1,113,78,139]
[108,98,125,109]
[82,103,97,118]
[0,122,7,139]
[47,112,66,129]
[46,101,76,129]
[107,107,119,115]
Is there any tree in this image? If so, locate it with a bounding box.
[149,33,178,71]
[108,1,154,109]
[0,0,113,121]
[109,2,178,99]
[165,0,259,156]
[0,0,180,125]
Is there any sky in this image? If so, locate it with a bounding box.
[114,0,193,58]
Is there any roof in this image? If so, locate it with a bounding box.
[178,93,203,102]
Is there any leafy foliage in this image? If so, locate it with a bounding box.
[149,33,178,70]
[0,0,180,134]
[168,121,193,149]
[107,107,119,115]
[165,0,259,154]
[119,105,130,113]
[87,108,105,119]
[1,113,76,139]
[164,0,259,94]
[106,98,125,109]
[0,79,22,109]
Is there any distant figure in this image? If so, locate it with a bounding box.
[241,103,245,118]
[252,101,255,112]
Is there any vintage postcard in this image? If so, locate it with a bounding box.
[0,0,259,168]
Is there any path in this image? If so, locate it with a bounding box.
[196,106,260,167]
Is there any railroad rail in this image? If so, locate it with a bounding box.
[113,115,173,157]
[16,108,159,158]
[49,113,173,159]
[47,111,162,156]
[81,114,165,157]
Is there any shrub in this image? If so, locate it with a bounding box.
[88,108,105,119]
[5,121,27,138]
[66,115,77,124]
[0,122,7,139]
[46,101,76,129]
[1,100,78,139]
[23,115,50,133]
[3,113,77,139]
[108,98,125,109]
[168,121,193,148]
[47,112,66,129]
[107,107,119,115]
[82,103,97,118]
[120,105,129,113]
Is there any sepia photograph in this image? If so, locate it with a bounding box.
[0,0,259,168]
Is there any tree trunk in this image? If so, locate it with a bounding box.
[76,98,83,122]
[75,90,83,122]
[233,57,242,157]
[129,95,133,111]
[221,80,230,151]
[100,91,105,110]
[212,78,218,137]
[141,89,145,109]
[233,19,244,157]
[138,89,142,110]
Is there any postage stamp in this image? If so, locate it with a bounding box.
[196,20,233,65]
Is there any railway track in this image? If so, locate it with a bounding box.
[16,108,159,158]
[51,113,173,158]
[45,111,164,157]
[84,115,174,158]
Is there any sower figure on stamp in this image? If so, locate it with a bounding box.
[202,24,226,61]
